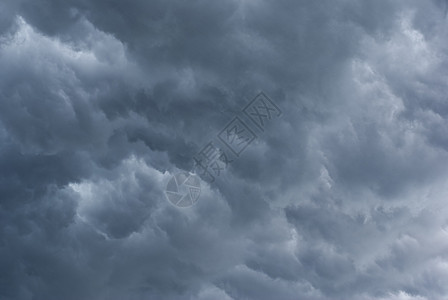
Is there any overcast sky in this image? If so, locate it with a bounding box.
[1,0,448,299]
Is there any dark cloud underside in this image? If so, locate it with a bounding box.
[1,0,448,299]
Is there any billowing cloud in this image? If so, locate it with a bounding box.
[1,0,448,299]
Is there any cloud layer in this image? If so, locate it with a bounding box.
[1,0,448,299]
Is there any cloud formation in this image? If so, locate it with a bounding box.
[1,0,448,299]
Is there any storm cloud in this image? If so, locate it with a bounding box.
[1,0,448,299]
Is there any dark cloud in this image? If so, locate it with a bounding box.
[1,0,448,299]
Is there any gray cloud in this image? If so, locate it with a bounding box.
[1,0,448,299]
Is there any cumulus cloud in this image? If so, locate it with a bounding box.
[1,0,448,299]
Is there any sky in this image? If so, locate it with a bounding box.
[0,0,448,299]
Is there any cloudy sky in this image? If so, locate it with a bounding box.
[1,0,448,299]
